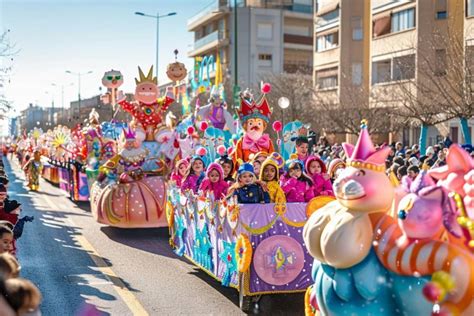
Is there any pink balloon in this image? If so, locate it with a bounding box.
[187,126,195,135]
[200,121,209,131]
[272,120,282,132]
[217,145,226,156]
[196,147,207,156]
[261,82,271,94]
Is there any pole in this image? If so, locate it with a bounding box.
[234,0,238,86]
[78,73,81,122]
[156,12,160,82]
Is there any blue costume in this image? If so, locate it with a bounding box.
[233,183,270,204]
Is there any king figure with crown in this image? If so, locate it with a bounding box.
[232,84,274,168]
[117,66,174,142]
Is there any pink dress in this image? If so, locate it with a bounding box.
[198,162,229,199]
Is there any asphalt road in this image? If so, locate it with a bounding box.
[4,158,304,316]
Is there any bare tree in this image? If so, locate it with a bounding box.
[0,30,16,115]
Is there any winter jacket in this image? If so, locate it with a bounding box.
[233,183,270,204]
[259,158,286,204]
[281,177,314,202]
[199,163,229,199]
[305,155,334,197]
[181,173,204,194]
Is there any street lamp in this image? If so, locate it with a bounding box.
[134,11,177,81]
[44,90,55,124]
[65,70,93,121]
[52,82,74,125]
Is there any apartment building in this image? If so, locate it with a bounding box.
[313,0,474,146]
[187,0,314,88]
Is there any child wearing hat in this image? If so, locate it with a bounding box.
[181,156,206,194]
[281,160,314,202]
[259,158,286,204]
[199,163,229,200]
[305,156,334,197]
[231,163,270,204]
[216,155,235,184]
[170,159,189,187]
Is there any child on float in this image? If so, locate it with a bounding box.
[259,158,286,204]
[198,163,229,200]
[216,155,235,184]
[170,159,189,187]
[328,158,345,183]
[230,163,270,204]
[181,155,206,194]
[305,156,334,197]
[250,152,269,178]
[281,159,314,202]
[292,136,310,164]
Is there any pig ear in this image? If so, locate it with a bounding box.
[428,165,450,181]
[342,143,354,158]
[447,144,474,170]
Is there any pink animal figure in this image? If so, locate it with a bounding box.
[396,172,463,246]
[304,123,393,269]
[429,144,474,219]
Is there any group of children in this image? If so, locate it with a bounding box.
[0,156,42,315]
[171,137,336,204]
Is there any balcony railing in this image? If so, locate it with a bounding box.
[193,30,226,51]
[188,0,228,27]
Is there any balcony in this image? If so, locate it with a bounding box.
[187,0,229,31]
[188,30,229,57]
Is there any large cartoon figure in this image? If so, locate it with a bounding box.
[303,123,433,315]
[232,85,274,167]
[90,128,167,228]
[117,66,174,142]
[196,85,236,133]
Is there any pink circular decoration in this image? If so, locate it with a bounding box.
[187,126,195,135]
[199,121,209,131]
[261,83,271,94]
[272,120,282,132]
[196,147,207,156]
[227,147,233,155]
[253,235,304,286]
[217,145,226,156]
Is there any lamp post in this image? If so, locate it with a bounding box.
[44,91,55,125]
[135,11,177,81]
[65,70,93,122]
[51,82,74,125]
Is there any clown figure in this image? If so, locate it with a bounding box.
[232,85,274,168]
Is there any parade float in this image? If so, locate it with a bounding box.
[89,66,173,228]
[303,122,474,316]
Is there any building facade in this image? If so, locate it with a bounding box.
[18,103,62,133]
[187,0,314,89]
[313,0,474,146]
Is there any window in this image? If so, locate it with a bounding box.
[316,67,338,89]
[257,23,273,40]
[435,49,447,76]
[391,8,415,32]
[284,25,310,37]
[258,54,272,66]
[435,0,447,19]
[352,17,363,40]
[316,31,339,52]
[393,54,415,80]
[352,63,362,85]
[469,0,474,17]
[372,60,391,84]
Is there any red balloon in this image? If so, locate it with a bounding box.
[200,121,209,131]
[187,126,195,134]
[422,283,442,302]
[272,120,282,132]
[261,83,271,94]
[217,145,226,156]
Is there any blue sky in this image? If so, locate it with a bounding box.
[1,0,211,118]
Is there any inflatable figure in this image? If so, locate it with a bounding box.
[232,85,274,167]
[91,128,167,228]
[117,66,174,142]
[303,123,433,316]
[429,144,474,220]
[203,126,226,162]
[281,121,303,161]
[196,85,236,133]
[23,150,43,191]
